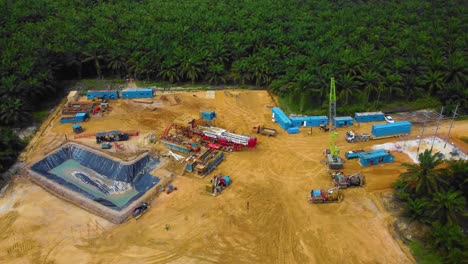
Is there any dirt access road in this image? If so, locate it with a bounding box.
[2,90,466,263]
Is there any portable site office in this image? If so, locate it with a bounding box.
[354,112,385,123]
[334,116,354,127]
[272,107,292,130]
[120,88,153,99]
[289,116,328,127]
[87,90,119,100]
[358,149,394,167]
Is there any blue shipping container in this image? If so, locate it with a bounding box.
[272,108,292,130]
[358,149,394,166]
[60,113,89,123]
[371,121,412,137]
[287,127,300,134]
[162,141,191,154]
[345,150,364,159]
[87,90,119,100]
[289,116,308,127]
[290,116,328,127]
[307,116,328,126]
[201,111,217,121]
[120,88,153,99]
[334,116,354,127]
[354,112,385,123]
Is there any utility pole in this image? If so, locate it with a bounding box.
[417,112,430,154]
[430,107,444,151]
[444,104,459,148]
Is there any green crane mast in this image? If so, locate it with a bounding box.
[329,77,339,157]
[325,77,343,169]
[329,77,337,131]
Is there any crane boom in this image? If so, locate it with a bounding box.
[329,77,339,157]
[329,77,336,131]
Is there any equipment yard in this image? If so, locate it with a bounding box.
[1,89,467,263]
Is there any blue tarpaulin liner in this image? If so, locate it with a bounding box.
[30,145,160,211]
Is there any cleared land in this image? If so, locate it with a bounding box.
[0,90,467,263]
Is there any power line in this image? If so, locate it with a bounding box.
[444,104,459,148]
[430,106,444,151]
[417,112,430,154]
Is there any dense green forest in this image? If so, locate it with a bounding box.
[394,151,467,263]
[0,0,466,171]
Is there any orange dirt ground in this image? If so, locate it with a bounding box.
[1,90,467,263]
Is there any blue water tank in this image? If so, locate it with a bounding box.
[313,190,321,197]
[223,176,231,186]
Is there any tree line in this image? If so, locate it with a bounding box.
[0,0,466,171]
[394,150,467,263]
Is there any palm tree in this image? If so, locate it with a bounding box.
[179,57,204,83]
[0,127,25,173]
[205,64,226,85]
[400,149,444,196]
[384,73,404,100]
[360,70,380,102]
[338,73,361,105]
[107,55,128,78]
[375,83,385,103]
[81,51,105,79]
[445,160,468,199]
[0,75,24,98]
[158,65,180,84]
[420,70,445,96]
[431,191,465,224]
[430,222,464,256]
[404,197,430,223]
[0,98,30,126]
[446,50,466,85]
[287,72,316,113]
[230,59,251,85]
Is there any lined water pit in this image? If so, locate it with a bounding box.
[27,143,164,223]
[373,136,467,163]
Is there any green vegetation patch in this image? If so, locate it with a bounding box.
[79,79,125,90]
[32,110,50,122]
[409,241,443,264]
[394,150,467,263]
